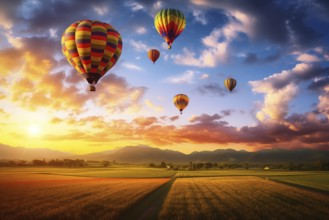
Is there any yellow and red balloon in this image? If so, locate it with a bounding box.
[61,20,122,91]
[173,94,189,114]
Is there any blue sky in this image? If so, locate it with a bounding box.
[0,0,328,154]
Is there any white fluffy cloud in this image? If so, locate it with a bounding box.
[172,10,253,67]
[192,9,208,25]
[165,70,196,84]
[296,53,320,63]
[318,85,329,119]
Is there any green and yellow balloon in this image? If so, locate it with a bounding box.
[154,9,186,49]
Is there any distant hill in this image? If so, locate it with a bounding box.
[0,143,328,163]
[82,145,188,163]
[0,144,73,161]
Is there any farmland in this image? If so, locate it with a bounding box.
[160,176,329,220]
[0,167,329,219]
[0,174,170,219]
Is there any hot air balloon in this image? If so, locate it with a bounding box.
[148,49,160,63]
[224,77,237,92]
[61,20,122,91]
[173,94,189,114]
[154,9,186,49]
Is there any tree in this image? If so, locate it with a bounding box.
[160,161,167,168]
[102,161,110,167]
[204,162,213,169]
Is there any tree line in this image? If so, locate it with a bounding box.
[0,159,328,170]
[149,161,329,171]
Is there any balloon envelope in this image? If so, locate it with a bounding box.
[154,9,186,49]
[173,94,189,114]
[61,20,122,91]
[224,77,237,92]
[148,49,160,63]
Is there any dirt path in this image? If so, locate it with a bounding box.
[119,177,176,220]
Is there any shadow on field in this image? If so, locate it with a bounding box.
[269,179,329,196]
[119,177,176,220]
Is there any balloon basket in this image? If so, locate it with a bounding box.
[89,85,96,92]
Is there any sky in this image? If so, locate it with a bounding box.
[0,0,329,154]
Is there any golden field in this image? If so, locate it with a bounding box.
[1,167,329,219]
[0,173,169,220]
[160,176,329,220]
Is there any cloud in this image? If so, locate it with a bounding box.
[250,63,327,91]
[122,63,143,71]
[191,0,318,47]
[296,53,320,63]
[250,63,329,125]
[197,83,227,96]
[192,9,208,25]
[164,70,196,84]
[126,2,144,11]
[93,6,108,15]
[255,83,299,122]
[145,99,163,112]
[199,74,209,80]
[172,10,253,67]
[133,117,158,127]
[169,116,179,121]
[244,53,258,64]
[317,85,329,119]
[129,39,149,52]
[189,114,223,123]
[135,26,147,34]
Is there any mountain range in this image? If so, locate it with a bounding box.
[0,143,328,163]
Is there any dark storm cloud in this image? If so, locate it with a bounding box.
[244,53,258,64]
[243,52,282,64]
[197,83,227,96]
[192,0,326,49]
[308,77,329,92]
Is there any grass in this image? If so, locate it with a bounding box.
[0,173,170,219]
[159,176,329,220]
[0,166,176,179]
[176,169,329,192]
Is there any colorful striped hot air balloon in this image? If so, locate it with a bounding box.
[154,9,186,49]
[173,94,189,114]
[148,49,160,63]
[61,20,122,91]
[224,77,237,92]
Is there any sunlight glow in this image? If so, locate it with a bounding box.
[27,125,41,136]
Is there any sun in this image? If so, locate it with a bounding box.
[28,125,41,136]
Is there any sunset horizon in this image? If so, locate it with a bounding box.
[1,0,329,155]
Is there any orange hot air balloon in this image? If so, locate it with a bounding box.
[148,49,160,63]
[173,94,189,114]
[61,20,123,91]
[224,77,237,92]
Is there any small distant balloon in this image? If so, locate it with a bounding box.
[148,49,160,63]
[173,94,189,114]
[154,9,186,49]
[61,20,123,91]
[224,77,237,92]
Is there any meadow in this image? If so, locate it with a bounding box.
[0,167,328,219]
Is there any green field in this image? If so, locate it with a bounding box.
[0,166,176,179]
[1,167,329,219]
